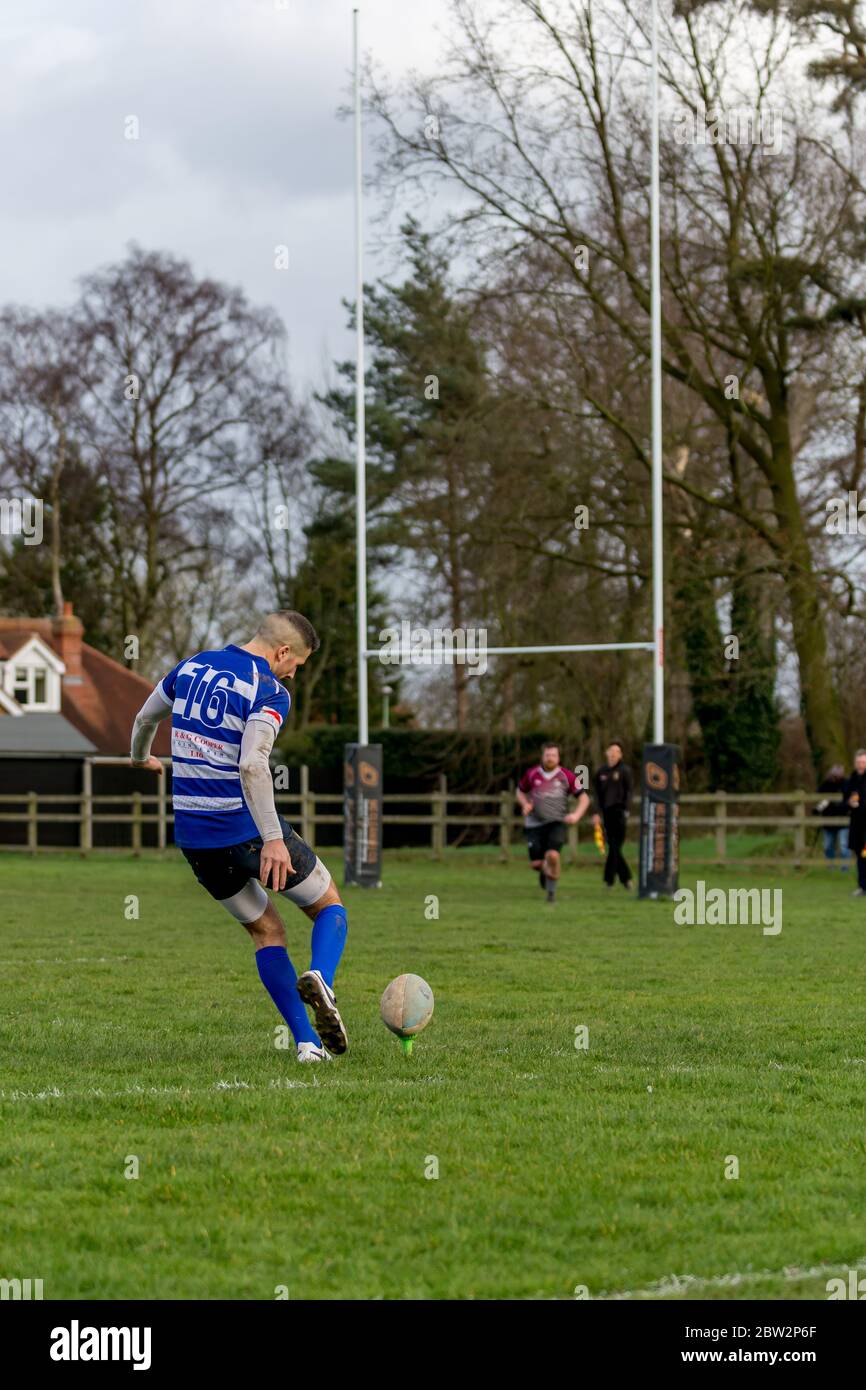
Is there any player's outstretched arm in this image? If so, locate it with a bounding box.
[130,687,172,774]
[238,719,294,891]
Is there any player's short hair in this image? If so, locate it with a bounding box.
[541,741,560,753]
[855,748,866,760]
[608,738,624,753]
[255,610,320,654]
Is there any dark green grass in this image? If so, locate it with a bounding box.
[1,850,865,1300]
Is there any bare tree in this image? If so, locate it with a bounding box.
[0,307,88,618]
[72,245,286,664]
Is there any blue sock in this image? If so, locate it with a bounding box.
[310,904,348,989]
[255,946,319,1046]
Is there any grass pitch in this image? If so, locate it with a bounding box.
[1,848,865,1300]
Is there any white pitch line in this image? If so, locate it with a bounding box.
[0,1074,448,1105]
[0,1077,317,1103]
[0,956,134,966]
[595,1254,866,1300]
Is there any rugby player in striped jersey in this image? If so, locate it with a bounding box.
[517,742,590,904]
[129,610,348,1062]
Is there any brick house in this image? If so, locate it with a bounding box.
[0,603,170,757]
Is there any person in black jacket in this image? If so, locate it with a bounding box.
[592,740,633,889]
[844,750,866,896]
[814,764,849,870]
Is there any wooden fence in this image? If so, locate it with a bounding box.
[0,764,853,866]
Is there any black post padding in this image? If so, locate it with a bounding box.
[638,743,680,899]
[343,743,383,887]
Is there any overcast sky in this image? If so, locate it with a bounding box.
[1,0,450,390]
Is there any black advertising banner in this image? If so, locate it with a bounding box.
[639,743,680,899]
[343,743,383,887]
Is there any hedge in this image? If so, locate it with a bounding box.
[276,725,584,791]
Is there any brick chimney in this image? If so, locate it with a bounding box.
[52,601,84,683]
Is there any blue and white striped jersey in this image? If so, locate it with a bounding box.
[156,644,289,849]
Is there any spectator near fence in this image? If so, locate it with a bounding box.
[814,764,850,870]
[844,750,866,898]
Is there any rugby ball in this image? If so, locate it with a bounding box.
[380,974,434,1038]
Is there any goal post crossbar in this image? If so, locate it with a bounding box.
[363,641,655,659]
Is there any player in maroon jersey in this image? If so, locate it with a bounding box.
[516,742,590,903]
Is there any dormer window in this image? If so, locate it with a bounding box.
[2,638,63,712]
[13,664,49,706]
